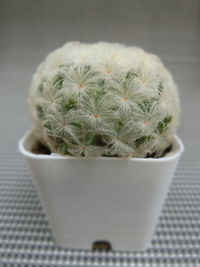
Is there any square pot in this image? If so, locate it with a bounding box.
[19,130,184,252]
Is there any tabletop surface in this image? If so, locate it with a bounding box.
[0,0,200,266]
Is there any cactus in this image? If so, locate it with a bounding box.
[29,42,180,158]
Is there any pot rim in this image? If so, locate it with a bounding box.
[19,129,184,162]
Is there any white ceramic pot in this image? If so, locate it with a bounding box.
[19,130,184,252]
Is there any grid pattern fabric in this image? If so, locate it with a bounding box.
[0,151,200,267]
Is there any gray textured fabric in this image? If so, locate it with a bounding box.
[0,152,200,266]
[0,0,200,265]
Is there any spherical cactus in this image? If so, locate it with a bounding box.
[29,42,180,158]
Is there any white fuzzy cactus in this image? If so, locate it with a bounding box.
[29,42,180,158]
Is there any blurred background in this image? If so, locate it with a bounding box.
[0,0,200,154]
[1,0,200,265]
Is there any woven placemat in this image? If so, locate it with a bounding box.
[0,151,200,267]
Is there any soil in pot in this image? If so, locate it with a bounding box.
[31,141,51,155]
[31,141,172,158]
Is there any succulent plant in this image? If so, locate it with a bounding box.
[29,42,180,158]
